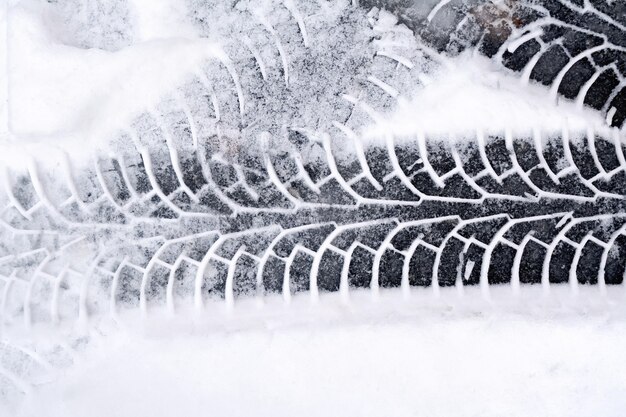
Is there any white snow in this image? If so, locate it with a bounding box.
[3,1,626,416]
[12,287,626,417]
[4,0,215,165]
[365,53,614,142]
[1,3,8,142]
[4,0,620,168]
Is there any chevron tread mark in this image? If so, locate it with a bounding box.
[361,0,626,128]
[2,127,626,332]
[3,0,626,405]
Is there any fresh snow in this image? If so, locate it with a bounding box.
[12,287,626,417]
[5,0,614,165]
[365,53,612,141]
[3,0,626,416]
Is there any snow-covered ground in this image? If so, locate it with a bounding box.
[5,0,613,161]
[3,0,626,416]
[17,319,626,417]
[11,287,626,417]
[3,286,625,417]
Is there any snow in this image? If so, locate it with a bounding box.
[3,0,626,416]
[1,2,8,141]
[365,53,613,142]
[5,0,213,165]
[5,0,617,167]
[12,287,626,417]
[3,286,626,417]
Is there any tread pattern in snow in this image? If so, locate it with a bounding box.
[1,0,626,403]
[363,0,626,128]
[2,0,625,332]
[2,127,626,327]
